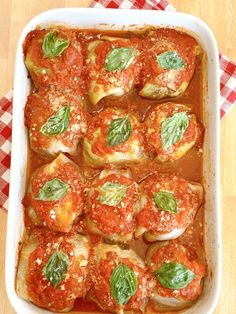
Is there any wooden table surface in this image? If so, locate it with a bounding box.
[0,0,235,313]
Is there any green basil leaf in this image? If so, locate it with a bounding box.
[36,178,69,201]
[42,31,70,58]
[110,263,138,305]
[156,51,185,70]
[153,191,177,214]
[154,262,195,289]
[106,116,132,147]
[98,182,127,206]
[42,251,69,287]
[40,106,70,136]
[161,112,189,150]
[104,47,137,72]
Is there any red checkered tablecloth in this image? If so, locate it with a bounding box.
[0,0,235,210]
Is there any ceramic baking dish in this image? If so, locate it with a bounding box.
[5,8,221,314]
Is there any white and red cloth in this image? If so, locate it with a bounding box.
[0,0,235,210]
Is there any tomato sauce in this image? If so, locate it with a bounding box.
[89,250,153,312]
[86,108,145,155]
[136,174,200,234]
[25,89,87,155]
[27,231,89,312]
[24,156,85,232]
[145,103,199,160]
[24,27,205,313]
[88,174,139,235]
[139,28,198,92]
[23,28,84,93]
[150,242,206,301]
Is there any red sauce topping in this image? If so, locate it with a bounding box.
[24,157,85,232]
[137,173,200,233]
[90,250,153,312]
[23,28,84,93]
[85,107,146,156]
[139,28,198,91]
[145,103,198,160]
[149,241,206,301]
[27,230,89,312]
[88,174,139,235]
[87,37,142,93]
[25,88,87,155]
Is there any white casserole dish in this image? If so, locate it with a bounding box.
[5,8,221,314]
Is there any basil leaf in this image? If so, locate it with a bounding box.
[161,112,189,150]
[40,106,70,136]
[154,262,195,289]
[110,264,138,305]
[98,182,127,206]
[153,191,177,214]
[106,116,132,147]
[42,251,69,287]
[104,47,137,72]
[156,51,185,70]
[36,178,69,201]
[42,31,70,58]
